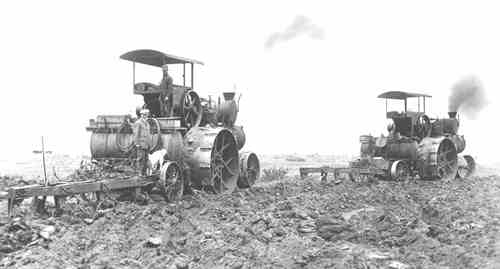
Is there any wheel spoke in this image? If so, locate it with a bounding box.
[247,167,257,175]
[439,159,455,170]
[438,149,453,160]
[212,171,222,192]
[220,134,226,150]
[223,164,237,176]
[219,142,230,153]
[219,175,227,191]
[224,157,234,167]
[210,173,218,186]
[437,158,456,177]
[211,166,222,185]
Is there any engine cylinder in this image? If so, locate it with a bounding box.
[440,118,459,135]
[430,120,444,137]
[217,92,238,126]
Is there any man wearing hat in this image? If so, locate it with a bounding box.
[159,64,173,91]
[133,109,151,175]
[158,64,174,116]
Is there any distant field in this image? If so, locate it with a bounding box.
[0,154,86,182]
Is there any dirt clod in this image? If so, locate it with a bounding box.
[1,156,500,269]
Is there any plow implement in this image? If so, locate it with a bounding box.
[299,167,354,181]
[0,175,155,217]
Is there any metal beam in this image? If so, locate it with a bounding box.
[133,62,136,89]
[191,63,194,89]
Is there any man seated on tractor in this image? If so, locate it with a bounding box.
[133,109,151,176]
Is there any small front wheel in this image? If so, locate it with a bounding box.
[390,160,411,181]
[159,161,184,202]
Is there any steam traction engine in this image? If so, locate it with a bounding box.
[0,50,261,216]
[86,49,260,200]
[349,91,475,181]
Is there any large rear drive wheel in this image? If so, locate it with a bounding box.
[210,130,239,194]
[436,140,458,180]
[417,137,458,180]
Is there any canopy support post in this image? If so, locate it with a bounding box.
[183,63,186,86]
[191,63,194,90]
[132,62,136,89]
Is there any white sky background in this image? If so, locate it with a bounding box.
[0,0,499,165]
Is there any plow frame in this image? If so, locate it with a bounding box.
[1,176,156,218]
[299,165,386,181]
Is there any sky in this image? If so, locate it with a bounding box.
[0,0,499,164]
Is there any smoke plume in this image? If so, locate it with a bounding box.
[265,15,325,49]
[448,75,487,119]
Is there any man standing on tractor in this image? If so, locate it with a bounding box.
[159,64,173,91]
[159,64,174,116]
[133,109,151,175]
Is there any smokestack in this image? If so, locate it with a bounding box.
[448,112,457,118]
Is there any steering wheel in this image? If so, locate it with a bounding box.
[415,115,431,138]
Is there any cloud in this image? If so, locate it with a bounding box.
[448,75,488,119]
[265,15,325,49]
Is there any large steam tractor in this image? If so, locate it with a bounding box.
[86,49,260,200]
[349,91,475,181]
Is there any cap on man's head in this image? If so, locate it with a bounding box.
[140,108,150,115]
[161,64,169,71]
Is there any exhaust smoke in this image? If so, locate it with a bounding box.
[265,15,325,49]
[448,76,487,119]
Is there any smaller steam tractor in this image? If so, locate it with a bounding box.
[1,49,260,216]
[301,91,475,181]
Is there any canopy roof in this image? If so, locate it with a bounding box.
[377,91,431,100]
[120,49,204,67]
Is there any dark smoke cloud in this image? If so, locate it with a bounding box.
[448,75,487,119]
[265,15,325,49]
